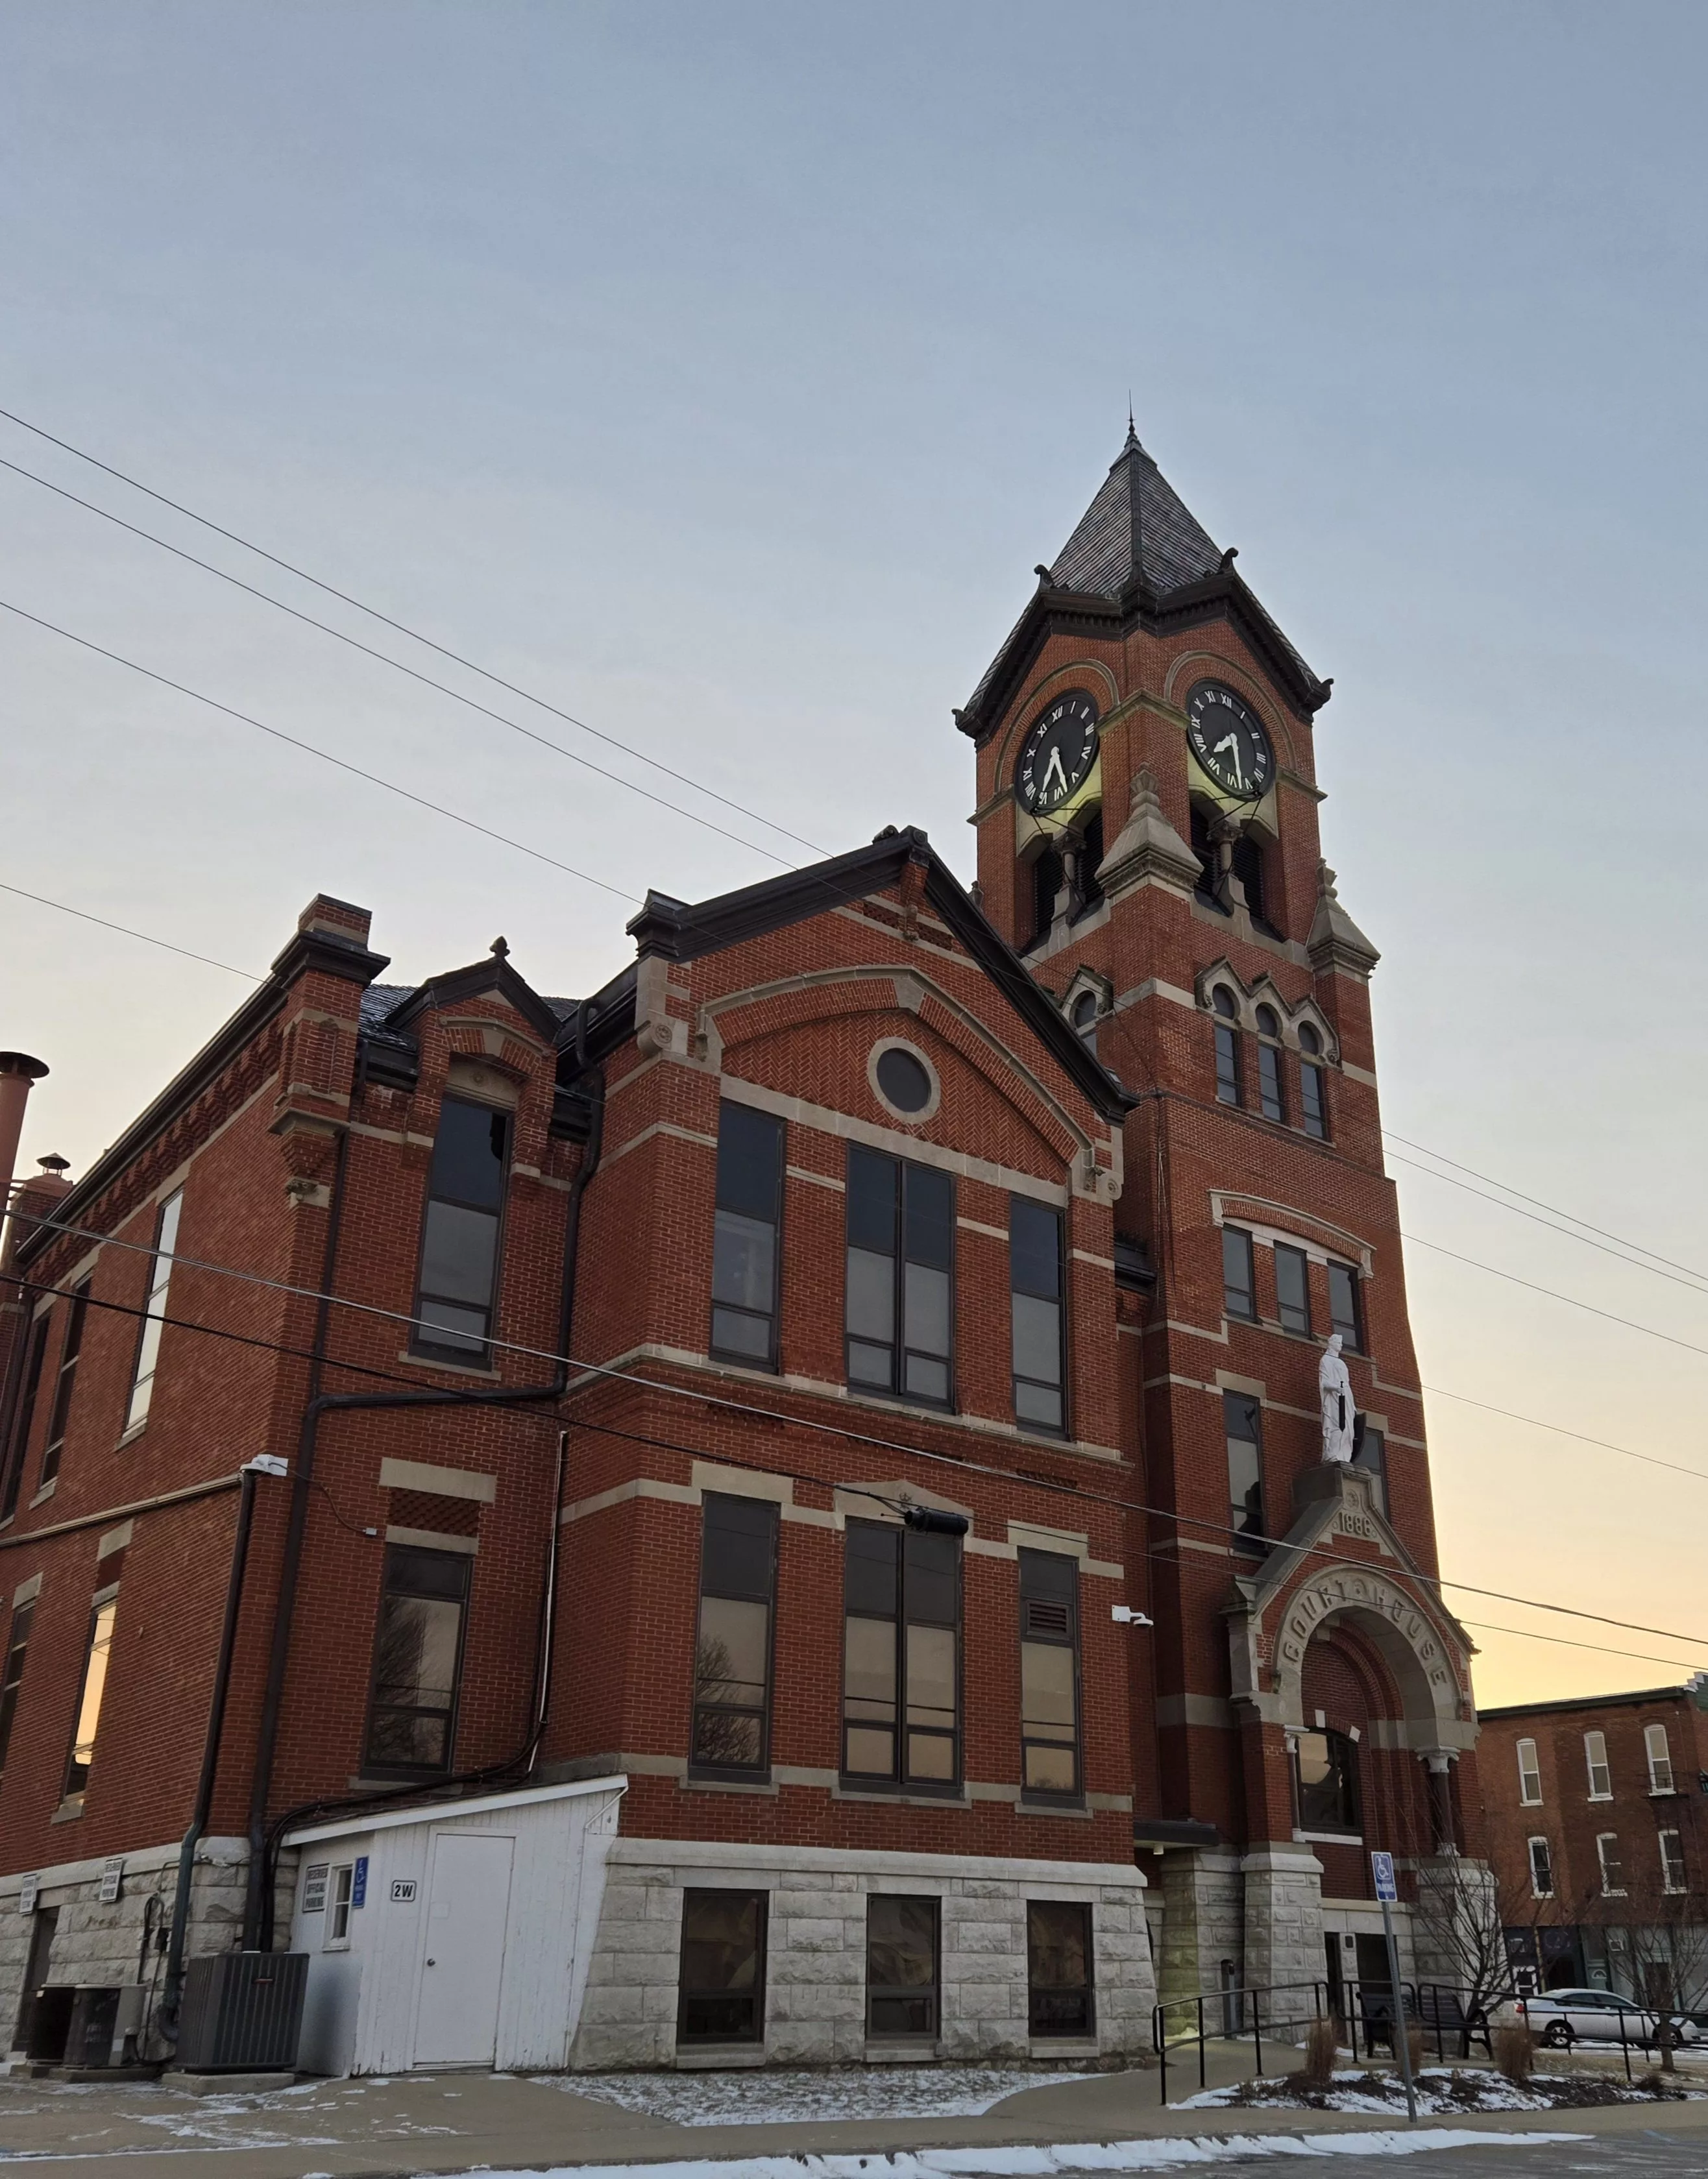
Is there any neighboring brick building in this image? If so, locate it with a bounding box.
[1478,1685,1708,2004]
[0,426,1483,2074]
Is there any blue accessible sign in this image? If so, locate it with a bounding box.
[1371,1850,1398,1903]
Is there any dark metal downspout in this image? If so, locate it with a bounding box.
[160,1459,261,2039]
[240,1048,606,1948]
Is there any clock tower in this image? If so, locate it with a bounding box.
[958,426,1484,2004]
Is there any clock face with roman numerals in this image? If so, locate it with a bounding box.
[1015,691,1099,817]
[1185,680,1273,802]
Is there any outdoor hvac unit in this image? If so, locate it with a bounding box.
[177,1951,308,2073]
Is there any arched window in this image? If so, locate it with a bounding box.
[1293,1727,1361,1837]
[1031,847,1064,947]
[1073,810,1105,917]
[1231,831,1266,925]
[1298,1023,1328,1140]
[1211,986,1241,1106]
[1070,991,1099,1049]
[1254,1003,1285,1123]
[1190,805,1223,908]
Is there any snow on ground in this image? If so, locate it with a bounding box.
[1177,2066,1700,2117]
[457,2134,1587,2179]
[551,2065,1096,2125]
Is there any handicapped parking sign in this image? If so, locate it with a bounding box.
[1371,1851,1398,1903]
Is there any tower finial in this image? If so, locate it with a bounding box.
[1125,392,1138,450]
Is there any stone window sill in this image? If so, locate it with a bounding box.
[864,2041,941,2063]
[674,2045,765,2070]
[681,1775,779,1797]
[51,1797,84,1825]
[396,1349,502,1382]
[27,1480,56,1509]
[1019,1796,1093,1820]
[116,1420,148,1451]
[1295,1828,1363,1845]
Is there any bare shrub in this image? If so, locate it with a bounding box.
[1302,2017,1337,2089]
[1492,2023,1536,2085]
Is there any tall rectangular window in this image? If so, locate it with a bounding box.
[710,1103,783,1366]
[1225,1392,1265,1554]
[1517,1737,1542,1807]
[40,1280,91,1489]
[64,1589,119,1799]
[1300,1056,1328,1139]
[866,1895,939,2039]
[363,1544,471,1776]
[1214,1022,1241,1106]
[1274,1244,1311,1335]
[1327,1261,1363,1351]
[414,1099,511,1360]
[1644,1723,1675,1792]
[677,1889,766,2045]
[1257,1041,1285,1123]
[1660,1830,1687,1893]
[0,1600,34,1773]
[1584,1729,1612,1799]
[1027,1901,1094,2038]
[1528,1836,1554,1897]
[1010,1197,1065,1433]
[1,1313,51,1519]
[125,1190,183,1431]
[690,1494,777,1775]
[1222,1226,1257,1322]
[1596,1831,1624,1895]
[1019,1549,1080,1798]
[1352,1420,1387,1515]
[846,1149,953,1407]
[842,1520,960,1789]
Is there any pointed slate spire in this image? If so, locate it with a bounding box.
[1047,423,1223,601]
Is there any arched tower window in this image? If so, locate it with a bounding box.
[1190,805,1222,908]
[1030,847,1064,947]
[1230,831,1266,925]
[1211,985,1241,1106]
[1299,1023,1329,1140]
[1254,1004,1286,1124]
[1073,809,1104,916]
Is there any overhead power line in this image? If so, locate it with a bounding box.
[11,1201,1708,1655]
[4,878,1708,1498]
[0,405,827,858]
[1388,1147,1708,1301]
[1387,1129,1708,1291]
[1403,1231,1708,1366]
[0,453,801,868]
[11,1267,1703,1679]
[0,598,637,905]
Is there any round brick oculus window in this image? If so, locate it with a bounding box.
[875,1045,932,1114]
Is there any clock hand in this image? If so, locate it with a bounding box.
[1212,732,1245,790]
[1040,745,1069,799]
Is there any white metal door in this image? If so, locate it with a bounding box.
[413,1832,514,2067]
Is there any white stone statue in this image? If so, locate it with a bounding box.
[1319,1333,1356,1463]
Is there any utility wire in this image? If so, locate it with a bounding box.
[0,881,261,980]
[0,598,637,905]
[6,886,1708,1492]
[1403,1232,1708,1366]
[1387,1129,1708,1291]
[1388,1149,1708,1302]
[12,1269,1700,1675]
[0,406,827,857]
[11,1202,1708,1654]
[0,454,799,868]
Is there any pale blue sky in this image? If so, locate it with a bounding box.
[4,2,1707,1700]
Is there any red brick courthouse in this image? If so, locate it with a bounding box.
[0,429,1485,2073]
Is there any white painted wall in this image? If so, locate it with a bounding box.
[286,1775,624,2076]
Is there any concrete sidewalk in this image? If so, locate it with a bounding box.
[1,2055,1705,2179]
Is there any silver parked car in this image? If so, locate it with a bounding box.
[1515,1988,1700,2048]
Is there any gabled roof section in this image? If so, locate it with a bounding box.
[1049,422,1222,600]
[382,949,565,1047]
[957,428,1332,744]
[616,828,1137,1121]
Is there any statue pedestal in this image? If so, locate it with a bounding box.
[1291,1457,1384,1526]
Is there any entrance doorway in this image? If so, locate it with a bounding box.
[12,1908,58,2056]
[412,1833,514,2068]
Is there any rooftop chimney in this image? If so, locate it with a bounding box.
[0,1052,49,1267]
